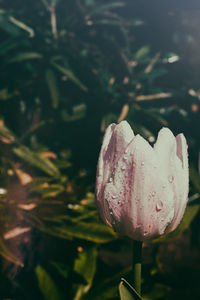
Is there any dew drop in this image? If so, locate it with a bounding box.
[156,200,163,212]
[112,195,116,199]
[141,161,144,166]
[151,191,156,197]
[125,149,128,154]
[168,175,174,183]
[123,155,128,160]
[121,165,126,171]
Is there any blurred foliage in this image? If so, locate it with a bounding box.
[0,0,200,299]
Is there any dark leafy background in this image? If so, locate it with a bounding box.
[0,0,200,299]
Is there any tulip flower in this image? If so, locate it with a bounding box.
[96,121,189,242]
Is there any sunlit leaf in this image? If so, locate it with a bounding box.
[37,184,65,198]
[8,52,42,63]
[13,146,60,177]
[0,122,16,142]
[52,62,88,91]
[4,226,31,240]
[9,16,34,37]
[134,46,150,61]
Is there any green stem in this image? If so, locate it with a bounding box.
[132,240,142,295]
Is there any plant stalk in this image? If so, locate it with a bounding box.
[132,240,142,295]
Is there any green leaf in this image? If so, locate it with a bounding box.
[0,122,16,142]
[35,265,63,300]
[37,184,65,198]
[144,68,167,79]
[57,221,116,243]
[50,261,70,279]
[74,247,97,284]
[31,216,116,243]
[88,2,125,17]
[0,11,20,36]
[45,69,60,109]
[85,267,131,300]
[13,146,60,177]
[73,247,97,300]
[8,52,42,63]
[134,46,150,61]
[61,104,87,122]
[52,62,88,92]
[119,278,142,300]
[9,16,34,37]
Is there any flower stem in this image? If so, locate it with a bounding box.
[132,240,142,295]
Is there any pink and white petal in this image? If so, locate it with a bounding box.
[104,134,174,240]
[129,135,175,240]
[166,134,189,233]
[96,121,134,223]
[154,127,176,164]
[96,123,116,202]
[176,133,188,170]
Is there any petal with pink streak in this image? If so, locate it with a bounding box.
[166,133,189,233]
[96,121,134,224]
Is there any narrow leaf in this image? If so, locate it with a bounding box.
[119,278,142,300]
[8,52,42,63]
[13,146,60,177]
[52,62,88,92]
[45,69,60,109]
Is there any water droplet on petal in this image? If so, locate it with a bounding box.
[125,149,128,154]
[112,195,116,199]
[151,191,156,197]
[141,161,144,166]
[156,200,163,212]
[109,177,113,183]
[168,175,174,183]
[121,165,126,171]
[123,155,128,160]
